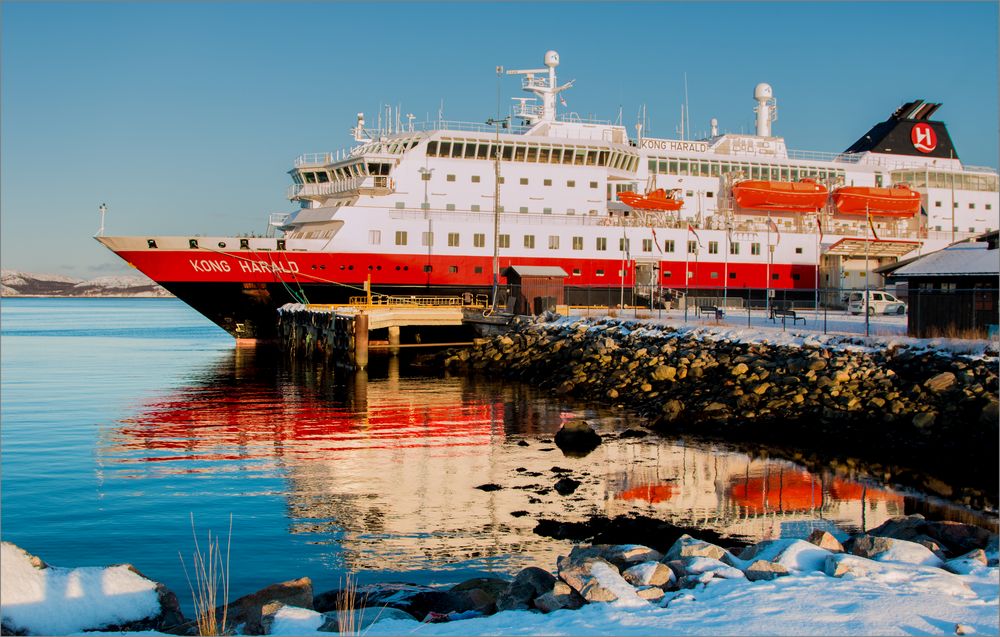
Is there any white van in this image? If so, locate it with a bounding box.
[848,291,906,315]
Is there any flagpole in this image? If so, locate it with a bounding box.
[685,226,690,319]
[815,216,821,321]
[864,202,871,337]
[723,219,730,314]
[765,213,771,318]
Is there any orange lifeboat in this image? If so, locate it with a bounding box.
[733,178,829,212]
[618,188,684,212]
[832,184,921,217]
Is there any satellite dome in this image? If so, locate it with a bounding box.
[544,50,560,67]
[754,83,773,100]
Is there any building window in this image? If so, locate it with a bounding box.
[422,232,433,247]
[642,238,653,252]
[596,237,608,251]
[549,235,560,249]
[368,230,381,245]
[448,232,460,247]
[590,181,598,189]
[446,174,456,182]
[751,242,761,255]
[730,242,739,255]
[665,240,675,253]
[524,235,535,249]
[572,236,584,250]
[567,180,576,187]
[474,233,485,247]
[499,234,510,248]
[688,240,697,254]
[395,231,407,246]
[795,247,803,254]
[708,241,719,254]
[544,179,552,186]
[472,175,481,183]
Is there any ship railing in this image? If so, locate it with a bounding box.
[340,295,482,308]
[288,176,377,199]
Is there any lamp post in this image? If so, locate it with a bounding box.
[97,203,107,237]
[486,115,510,310]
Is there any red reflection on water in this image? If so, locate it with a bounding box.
[728,468,903,514]
[828,479,903,504]
[108,378,503,464]
[618,483,677,503]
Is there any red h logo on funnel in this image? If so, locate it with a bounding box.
[911,123,937,153]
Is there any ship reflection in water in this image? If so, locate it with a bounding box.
[100,348,969,578]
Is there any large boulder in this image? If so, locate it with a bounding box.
[221,577,313,634]
[532,582,584,613]
[496,567,557,612]
[865,515,993,557]
[0,542,185,635]
[744,560,790,582]
[806,529,845,553]
[554,420,602,455]
[664,534,733,563]
[621,561,674,588]
[738,539,831,573]
[448,577,510,615]
[850,535,944,567]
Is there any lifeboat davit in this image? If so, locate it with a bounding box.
[832,184,921,217]
[618,188,684,212]
[732,178,829,211]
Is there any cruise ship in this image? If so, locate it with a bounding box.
[96,51,999,340]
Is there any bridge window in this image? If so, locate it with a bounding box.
[304,172,316,183]
[438,142,451,156]
[464,143,477,159]
[451,143,464,158]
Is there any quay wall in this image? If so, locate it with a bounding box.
[439,316,999,501]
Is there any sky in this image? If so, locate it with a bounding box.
[2,2,998,277]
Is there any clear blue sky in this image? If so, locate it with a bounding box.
[2,2,997,277]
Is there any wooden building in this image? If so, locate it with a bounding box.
[501,265,568,315]
[878,231,999,338]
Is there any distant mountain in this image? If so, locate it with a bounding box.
[1,270,172,297]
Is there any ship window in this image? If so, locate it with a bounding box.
[514,145,526,161]
[730,242,739,255]
[449,265,458,273]
[424,265,433,272]
[147,239,157,249]
[520,177,528,185]
[395,231,407,246]
[439,142,451,156]
[544,179,552,186]
[590,181,598,189]
[574,150,586,165]
[465,143,477,158]
[706,191,714,198]
[189,239,198,249]
[239,239,249,249]
[596,269,605,277]
[472,175,481,183]
[648,160,657,173]
[686,190,694,197]
[446,204,456,211]
[498,234,510,248]
[567,208,575,215]
[471,204,481,212]
[502,145,513,161]
[539,148,550,162]
[596,237,607,251]
[688,241,697,254]
[572,236,584,250]
[421,172,431,181]
[305,172,316,183]
[369,230,381,245]
[448,232,460,247]
[420,202,430,210]
[668,161,678,174]
[660,161,669,174]
[709,241,719,254]
[474,266,483,274]
[790,169,799,180]
[524,235,535,249]
[710,272,718,279]
[543,207,552,214]
[987,204,993,210]
[665,240,675,253]
[953,202,959,208]
[573,268,581,276]
[473,233,485,247]
[934,201,941,207]
[477,144,489,160]
[772,273,779,280]
[519,206,528,213]
[969,203,975,209]
[395,202,405,208]
[642,239,653,252]
[549,235,559,249]
[795,247,803,254]
[619,238,629,252]
[526,146,538,162]
[422,232,433,247]
[567,180,576,187]
[451,143,463,158]
[498,177,505,184]
[678,161,689,176]
[447,174,456,182]
[663,270,672,277]
[562,149,574,165]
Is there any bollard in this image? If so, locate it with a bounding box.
[388,325,401,356]
[354,313,369,370]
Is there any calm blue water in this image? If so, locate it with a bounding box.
[1,298,991,615]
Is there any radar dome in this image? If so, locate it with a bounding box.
[754,83,773,100]
[545,50,560,67]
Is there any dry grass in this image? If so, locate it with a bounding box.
[180,514,232,636]
[334,572,368,635]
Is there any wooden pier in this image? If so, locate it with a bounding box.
[276,295,498,369]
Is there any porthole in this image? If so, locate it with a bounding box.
[218,241,226,248]
[395,266,401,271]
[348,265,354,270]
[340,265,346,270]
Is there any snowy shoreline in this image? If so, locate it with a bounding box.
[2,514,998,636]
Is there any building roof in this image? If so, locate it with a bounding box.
[502,265,569,278]
[890,241,999,278]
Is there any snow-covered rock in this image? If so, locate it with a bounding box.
[850,535,945,567]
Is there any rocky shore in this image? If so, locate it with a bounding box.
[434,315,999,502]
[3,515,997,635]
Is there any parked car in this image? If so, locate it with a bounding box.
[848,290,906,315]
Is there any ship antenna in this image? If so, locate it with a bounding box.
[96,203,107,237]
[684,72,691,141]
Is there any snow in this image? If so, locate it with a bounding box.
[268,604,324,634]
[0,542,161,635]
[736,539,832,573]
[588,561,646,607]
[0,269,82,285]
[73,275,156,289]
[870,540,945,568]
[892,241,999,277]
